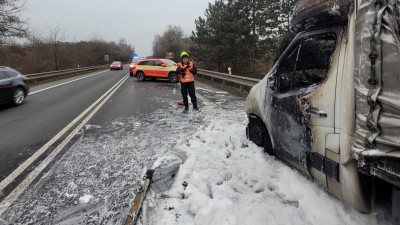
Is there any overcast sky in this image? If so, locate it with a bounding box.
[23,0,213,57]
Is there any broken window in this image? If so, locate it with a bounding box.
[276,33,337,93]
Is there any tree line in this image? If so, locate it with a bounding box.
[152,0,297,79]
[0,0,134,74]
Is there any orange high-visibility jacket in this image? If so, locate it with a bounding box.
[177,61,195,83]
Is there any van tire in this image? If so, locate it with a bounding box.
[247,117,274,155]
[137,71,145,81]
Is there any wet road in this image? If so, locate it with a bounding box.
[0,68,244,224]
[0,69,129,181]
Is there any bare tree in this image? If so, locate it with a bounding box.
[25,28,48,73]
[152,25,190,62]
[2,24,136,73]
[46,25,67,70]
[0,0,27,41]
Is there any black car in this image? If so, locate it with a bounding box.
[0,66,30,106]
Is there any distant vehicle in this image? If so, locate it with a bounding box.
[110,61,123,70]
[0,66,30,106]
[132,58,178,83]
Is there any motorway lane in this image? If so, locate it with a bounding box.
[0,75,246,224]
[0,69,128,181]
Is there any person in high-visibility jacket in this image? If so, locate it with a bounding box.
[176,51,200,112]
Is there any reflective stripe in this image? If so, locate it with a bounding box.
[136,66,175,71]
[135,66,176,76]
[177,62,194,83]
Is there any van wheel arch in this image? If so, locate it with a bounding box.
[247,114,274,155]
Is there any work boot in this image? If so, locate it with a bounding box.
[193,107,201,112]
[182,107,189,113]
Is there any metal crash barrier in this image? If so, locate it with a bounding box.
[26,65,108,85]
[197,69,261,91]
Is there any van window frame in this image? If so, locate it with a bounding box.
[272,29,339,94]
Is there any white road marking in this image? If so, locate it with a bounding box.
[0,74,129,216]
[29,70,109,95]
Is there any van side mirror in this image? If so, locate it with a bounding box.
[267,76,277,91]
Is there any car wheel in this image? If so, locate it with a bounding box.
[247,117,274,155]
[13,88,25,106]
[169,72,178,83]
[137,71,145,81]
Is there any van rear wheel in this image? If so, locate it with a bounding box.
[247,117,273,155]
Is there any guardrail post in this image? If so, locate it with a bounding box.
[240,84,243,92]
[211,77,214,82]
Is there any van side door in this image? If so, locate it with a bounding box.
[267,27,342,185]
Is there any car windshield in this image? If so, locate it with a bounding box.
[164,59,177,66]
[112,61,121,64]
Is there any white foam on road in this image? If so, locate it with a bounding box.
[78,195,93,204]
[0,92,205,224]
[142,103,390,225]
[0,85,391,225]
[0,75,129,217]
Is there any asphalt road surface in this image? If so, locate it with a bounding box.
[0,69,129,181]
[0,68,245,224]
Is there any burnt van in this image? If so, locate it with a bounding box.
[245,0,400,219]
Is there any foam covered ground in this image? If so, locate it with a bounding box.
[141,91,390,225]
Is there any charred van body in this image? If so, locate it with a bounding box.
[246,0,400,219]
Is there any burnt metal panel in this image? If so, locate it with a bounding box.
[359,158,400,187]
[307,152,324,172]
[307,151,340,181]
[371,159,400,187]
[353,1,400,185]
[325,157,340,181]
[291,0,352,33]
